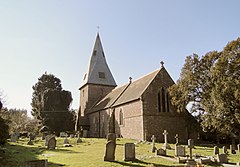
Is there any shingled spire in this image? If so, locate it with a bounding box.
[82,33,116,87]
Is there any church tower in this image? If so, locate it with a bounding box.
[79,33,117,116]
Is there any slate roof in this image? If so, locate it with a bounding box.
[81,33,117,88]
[90,69,160,113]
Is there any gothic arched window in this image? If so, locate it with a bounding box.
[158,87,170,112]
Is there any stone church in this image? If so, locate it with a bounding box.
[76,33,198,143]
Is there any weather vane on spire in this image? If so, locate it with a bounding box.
[97,26,100,33]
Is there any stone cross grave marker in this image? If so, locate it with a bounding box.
[162,130,171,149]
[104,133,116,161]
[151,135,157,153]
[213,146,219,155]
[175,134,179,145]
[188,139,194,159]
[175,145,186,157]
[222,146,227,154]
[124,143,135,161]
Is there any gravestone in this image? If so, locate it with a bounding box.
[175,145,186,157]
[25,159,48,167]
[238,144,240,153]
[10,133,18,142]
[222,146,227,154]
[175,134,179,145]
[63,137,69,145]
[230,145,236,154]
[60,132,67,138]
[104,133,116,161]
[156,148,166,156]
[27,136,34,145]
[83,130,88,138]
[162,130,171,149]
[45,135,52,146]
[76,134,82,143]
[213,146,219,155]
[188,139,194,159]
[151,135,157,153]
[217,154,228,163]
[47,136,56,150]
[124,143,135,161]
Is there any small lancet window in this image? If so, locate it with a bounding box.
[93,50,97,56]
[119,109,123,125]
[158,87,170,112]
[98,72,106,79]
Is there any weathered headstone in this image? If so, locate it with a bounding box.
[213,146,219,155]
[27,136,34,145]
[175,134,179,145]
[217,154,228,163]
[124,143,135,161]
[162,130,171,149]
[222,146,227,154]
[175,145,186,157]
[63,137,69,145]
[60,132,67,138]
[104,133,116,161]
[188,139,194,159]
[230,145,236,154]
[151,135,157,153]
[83,130,88,138]
[156,148,166,156]
[10,133,18,142]
[76,134,82,143]
[25,159,48,167]
[47,136,56,150]
[45,135,52,146]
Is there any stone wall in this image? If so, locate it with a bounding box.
[80,84,115,116]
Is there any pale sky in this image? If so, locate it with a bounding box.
[1,0,240,115]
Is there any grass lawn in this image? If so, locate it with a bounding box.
[1,137,239,167]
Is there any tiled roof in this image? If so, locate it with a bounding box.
[90,69,160,113]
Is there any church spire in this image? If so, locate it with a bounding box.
[82,33,117,87]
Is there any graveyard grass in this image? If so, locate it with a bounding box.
[1,138,240,167]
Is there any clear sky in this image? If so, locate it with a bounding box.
[1,0,240,115]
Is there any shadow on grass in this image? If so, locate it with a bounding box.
[1,143,45,167]
[113,159,179,167]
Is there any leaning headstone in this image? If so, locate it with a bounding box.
[124,143,135,161]
[188,139,194,159]
[217,154,228,163]
[238,144,240,153]
[104,133,116,161]
[230,145,236,154]
[213,146,219,155]
[76,134,82,143]
[162,130,171,149]
[175,145,186,157]
[25,159,48,167]
[47,136,56,150]
[156,148,166,156]
[151,135,157,153]
[222,146,227,154]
